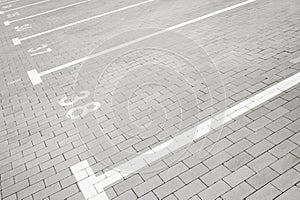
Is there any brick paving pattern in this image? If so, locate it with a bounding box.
[0,0,300,199]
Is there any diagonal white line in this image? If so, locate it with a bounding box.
[71,71,300,199]
[0,0,50,13]
[6,0,92,25]
[18,0,156,41]
[26,0,257,85]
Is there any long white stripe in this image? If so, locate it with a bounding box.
[28,0,257,84]
[71,71,300,199]
[19,0,155,41]
[0,0,50,13]
[7,0,91,24]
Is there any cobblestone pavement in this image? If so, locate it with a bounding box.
[0,0,300,199]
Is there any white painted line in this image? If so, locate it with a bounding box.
[0,0,50,14]
[290,56,300,64]
[0,0,19,6]
[4,21,10,26]
[5,0,92,26]
[7,78,21,85]
[71,71,300,200]
[15,0,155,44]
[27,69,42,85]
[27,0,257,85]
[12,37,20,45]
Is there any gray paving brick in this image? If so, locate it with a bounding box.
[198,180,230,200]
[246,184,281,200]
[159,162,188,182]
[224,166,255,187]
[133,175,163,197]
[275,186,300,200]
[226,139,253,156]
[247,117,272,132]
[271,153,299,173]
[247,167,279,189]
[179,163,209,184]
[203,151,232,169]
[266,117,292,132]
[286,119,300,133]
[113,190,137,200]
[269,139,297,158]
[201,165,231,186]
[267,128,294,145]
[224,152,253,171]
[222,182,255,200]
[247,128,273,144]
[174,179,206,200]
[272,168,300,192]
[153,177,185,199]
[247,152,277,172]
[265,107,289,121]
[49,184,79,200]
[227,127,254,143]
[246,139,274,157]
[17,181,45,199]
[114,174,143,195]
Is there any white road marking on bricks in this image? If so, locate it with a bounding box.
[290,56,300,64]
[0,0,50,14]
[4,0,92,26]
[7,78,21,85]
[71,71,300,200]
[0,0,19,6]
[12,0,155,45]
[26,0,257,85]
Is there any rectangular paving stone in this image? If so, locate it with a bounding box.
[272,168,300,192]
[275,186,300,200]
[113,174,143,195]
[222,182,255,200]
[201,165,231,186]
[226,139,253,156]
[203,151,232,169]
[247,117,272,132]
[224,166,255,187]
[269,139,297,158]
[247,152,277,172]
[246,139,274,157]
[247,167,279,189]
[270,153,299,173]
[159,162,188,182]
[133,175,163,197]
[198,180,231,200]
[246,184,281,200]
[174,179,206,200]
[153,177,185,199]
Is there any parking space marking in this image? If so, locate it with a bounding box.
[7,78,21,85]
[0,0,19,6]
[4,0,92,26]
[12,0,156,44]
[290,56,300,64]
[0,0,50,14]
[71,71,300,200]
[27,0,257,85]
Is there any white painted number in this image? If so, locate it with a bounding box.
[66,102,101,119]
[7,12,19,18]
[14,24,31,32]
[59,91,90,106]
[58,91,101,119]
[28,44,52,56]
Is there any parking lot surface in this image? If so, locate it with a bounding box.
[0,0,300,199]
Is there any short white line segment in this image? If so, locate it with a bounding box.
[4,0,92,26]
[12,0,155,44]
[0,0,19,6]
[0,0,50,14]
[27,0,257,85]
[71,71,300,200]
